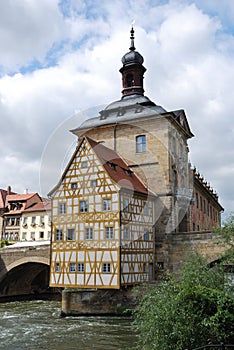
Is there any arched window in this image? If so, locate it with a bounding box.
[136,135,146,153]
[126,73,134,87]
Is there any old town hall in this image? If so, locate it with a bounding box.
[49,28,223,290]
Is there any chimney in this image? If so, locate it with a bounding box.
[7,186,11,195]
[24,188,28,194]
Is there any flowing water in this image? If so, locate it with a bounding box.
[0,300,137,350]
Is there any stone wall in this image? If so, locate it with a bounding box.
[61,287,137,316]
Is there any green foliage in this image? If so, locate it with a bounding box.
[0,239,9,248]
[215,213,234,263]
[134,252,234,350]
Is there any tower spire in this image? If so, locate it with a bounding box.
[129,26,135,51]
[120,27,146,98]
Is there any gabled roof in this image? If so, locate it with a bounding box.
[23,199,51,213]
[170,109,194,139]
[87,137,155,196]
[48,136,156,198]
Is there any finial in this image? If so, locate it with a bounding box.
[129,26,135,51]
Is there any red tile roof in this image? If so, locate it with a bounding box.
[23,199,51,212]
[87,137,155,196]
[0,188,16,208]
[6,193,37,202]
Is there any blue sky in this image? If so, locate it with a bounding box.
[0,0,234,217]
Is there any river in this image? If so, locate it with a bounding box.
[0,300,137,350]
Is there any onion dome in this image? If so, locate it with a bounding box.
[121,27,144,65]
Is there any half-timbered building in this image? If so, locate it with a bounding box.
[49,136,156,289]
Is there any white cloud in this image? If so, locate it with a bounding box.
[0,0,233,215]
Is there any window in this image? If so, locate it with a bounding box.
[56,229,63,241]
[59,203,66,215]
[71,182,77,189]
[40,216,44,224]
[123,198,129,212]
[22,232,27,240]
[23,217,28,225]
[31,216,36,224]
[78,263,84,272]
[80,200,88,213]
[106,227,114,240]
[39,231,44,239]
[136,135,146,153]
[55,263,60,272]
[81,161,87,168]
[123,227,129,240]
[85,227,93,240]
[143,203,149,215]
[69,263,76,272]
[31,232,35,240]
[91,179,97,187]
[173,170,178,189]
[103,199,111,211]
[16,217,20,226]
[67,229,74,241]
[102,263,111,273]
[143,229,149,240]
[126,73,134,87]
[196,193,199,208]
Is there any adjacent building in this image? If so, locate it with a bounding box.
[0,187,51,242]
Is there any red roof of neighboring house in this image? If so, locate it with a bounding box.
[6,193,37,202]
[23,199,51,212]
[0,188,17,208]
[87,137,155,196]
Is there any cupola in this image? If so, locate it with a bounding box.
[120,27,146,98]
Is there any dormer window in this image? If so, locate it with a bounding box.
[124,169,132,177]
[136,135,146,153]
[108,162,116,170]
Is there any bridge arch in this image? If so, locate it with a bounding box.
[0,244,51,298]
[6,256,50,272]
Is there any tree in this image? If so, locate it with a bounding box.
[134,251,234,350]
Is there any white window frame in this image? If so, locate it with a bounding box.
[105,227,114,240]
[69,263,76,272]
[78,263,84,272]
[102,263,111,273]
[85,227,93,240]
[136,135,146,153]
[103,199,111,211]
[80,200,88,213]
[56,229,63,241]
[59,203,66,215]
[67,228,74,241]
[123,227,130,240]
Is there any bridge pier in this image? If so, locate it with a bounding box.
[61,287,137,317]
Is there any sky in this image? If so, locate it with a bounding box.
[0,0,233,218]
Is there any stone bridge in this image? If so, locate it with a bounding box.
[0,231,228,299]
[0,241,50,297]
